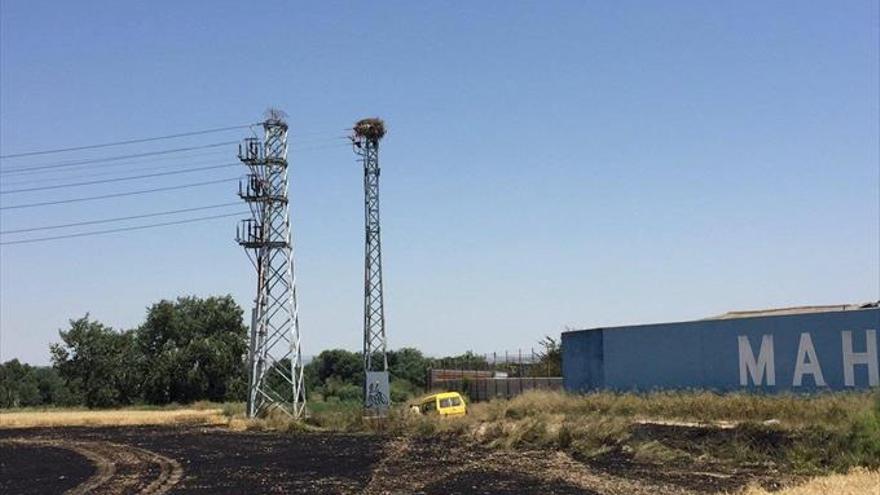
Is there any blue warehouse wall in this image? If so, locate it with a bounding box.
[562,308,880,393]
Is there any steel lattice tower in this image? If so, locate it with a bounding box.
[236,110,305,419]
[352,119,388,379]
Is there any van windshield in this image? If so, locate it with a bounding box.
[439,397,462,408]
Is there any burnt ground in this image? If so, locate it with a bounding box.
[1,441,94,494]
[584,424,795,494]
[0,425,796,495]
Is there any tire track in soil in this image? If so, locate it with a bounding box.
[1,438,183,495]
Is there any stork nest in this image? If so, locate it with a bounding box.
[353,118,386,141]
[264,108,288,128]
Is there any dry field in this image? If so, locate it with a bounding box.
[1,391,878,494]
[741,469,879,495]
[0,408,225,429]
[2,422,877,495]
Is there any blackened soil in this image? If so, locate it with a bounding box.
[365,436,601,495]
[0,423,799,494]
[631,423,793,459]
[586,423,794,493]
[0,441,94,495]
[1,427,605,494]
[422,470,592,495]
[0,426,384,494]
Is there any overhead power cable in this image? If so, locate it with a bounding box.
[1,138,347,178]
[290,141,353,153]
[0,211,247,245]
[0,202,241,234]
[0,141,237,175]
[0,124,256,159]
[0,154,233,186]
[0,177,239,210]
[0,163,240,194]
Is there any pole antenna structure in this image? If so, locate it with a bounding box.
[236,109,305,419]
[352,118,389,399]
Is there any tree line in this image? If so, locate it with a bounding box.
[2,296,248,408]
[1,295,561,409]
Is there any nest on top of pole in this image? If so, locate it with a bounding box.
[264,108,288,129]
[353,118,386,143]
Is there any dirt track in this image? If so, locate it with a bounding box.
[0,425,789,494]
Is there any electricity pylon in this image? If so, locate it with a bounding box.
[236,110,305,418]
[352,118,389,410]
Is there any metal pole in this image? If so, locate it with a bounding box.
[352,118,389,413]
[519,348,523,395]
[532,347,536,390]
[505,350,509,399]
[246,307,258,417]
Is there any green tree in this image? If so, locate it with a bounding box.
[0,360,40,407]
[308,349,363,387]
[50,316,142,408]
[531,336,562,376]
[137,295,247,404]
[0,360,76,408]
[433,351,490,371]
[33,366,75,406]
[387,347,431,389]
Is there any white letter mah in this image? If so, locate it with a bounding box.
[793,333,826,387]
[738,335,775,386]
[842,330,879,387]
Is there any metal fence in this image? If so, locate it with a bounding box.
[426,349,562,402]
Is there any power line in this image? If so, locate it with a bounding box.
[0,141,238,175]
[0,163,239,194]
[0,124,256,159]
[0,149,233,181]
[289,141,353,153]
[288,135,350,145]
[0,177,239,210]
[0,202,241,234]
[0,138,348,179]
[0,211,247,245]
[0,154,232,186]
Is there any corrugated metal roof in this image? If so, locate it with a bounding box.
[705,301,879,320]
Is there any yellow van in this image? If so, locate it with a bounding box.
[413,392,467,417]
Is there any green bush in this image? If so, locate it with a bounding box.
[321,377,362,402]
[390,378,418,403]
[845,392,880,467]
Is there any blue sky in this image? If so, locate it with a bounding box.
[1,1,877,365]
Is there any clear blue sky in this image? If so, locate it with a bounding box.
[1,1,877,365]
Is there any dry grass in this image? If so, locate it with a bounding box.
[383,388,876,437]
[476,389,876,427]
[0,408,226,429]
[221,402,345,433]
[378,390,880,472]
[740,468,880,495]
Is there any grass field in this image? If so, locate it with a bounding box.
[370,390,880,474]
[0,406,225,429]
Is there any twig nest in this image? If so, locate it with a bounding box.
[353,118,386,142]
[264,108,288,128]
